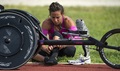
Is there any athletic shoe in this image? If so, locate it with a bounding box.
[44,57,58,65]
[44,56,49,64]
[68,54,91,65]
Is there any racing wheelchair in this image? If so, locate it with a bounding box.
[0,6,119,69]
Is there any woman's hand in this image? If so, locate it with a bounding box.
[41,45,54,54]
[53,45,65,50]
[52,36,63,49]
[48,45,54,51]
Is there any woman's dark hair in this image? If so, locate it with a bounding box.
[49,2,64,15]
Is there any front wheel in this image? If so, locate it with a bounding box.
[99,28,120,69]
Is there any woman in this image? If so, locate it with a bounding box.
[33,2,90,65]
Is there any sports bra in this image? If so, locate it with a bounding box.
[42,16,78,39]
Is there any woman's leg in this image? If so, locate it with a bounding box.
[76,19,90,57]
[82,45,90,57]
[59,46,76,57]
[45,31,63,65]
[32,54,45,62]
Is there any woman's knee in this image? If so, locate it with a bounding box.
[64,46,76,57]
[52,31,63,39]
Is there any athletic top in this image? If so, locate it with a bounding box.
[42,16,79,39]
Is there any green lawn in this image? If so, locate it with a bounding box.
[4,5,120,63]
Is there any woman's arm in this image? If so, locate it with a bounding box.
[42,18,51,36]
[64,16,77,30]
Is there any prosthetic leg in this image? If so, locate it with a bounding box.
[76,19,90,57]
[67,19,91,65]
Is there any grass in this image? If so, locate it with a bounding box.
[4,5,120,63]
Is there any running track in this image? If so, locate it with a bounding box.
[0,63,119,71]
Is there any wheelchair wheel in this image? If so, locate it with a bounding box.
[99,28,120,69]
[0,9,41,69]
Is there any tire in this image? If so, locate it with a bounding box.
[0,9,41,69]
[99,29,120,69]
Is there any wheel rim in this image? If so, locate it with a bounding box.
[0,25,23,57]
[99,29,120,69]
[0,10,39,69]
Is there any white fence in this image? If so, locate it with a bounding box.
[0,0,120,6]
